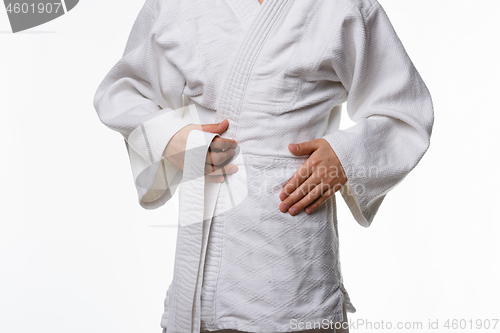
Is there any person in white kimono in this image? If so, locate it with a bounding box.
[93,0,434,332]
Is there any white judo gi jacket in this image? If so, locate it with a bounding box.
[93,0,434,332]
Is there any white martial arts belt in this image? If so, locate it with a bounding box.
[165,128,222,333]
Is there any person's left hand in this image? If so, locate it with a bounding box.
[278,138,348,215]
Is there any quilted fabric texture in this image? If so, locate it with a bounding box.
[201,155,350,332]
[93,0,434,332]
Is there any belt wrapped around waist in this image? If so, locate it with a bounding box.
[162,127,310,332]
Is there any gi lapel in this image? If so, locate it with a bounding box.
[223,0,261,29]
[214,0,294,138]
[165,1,293,332]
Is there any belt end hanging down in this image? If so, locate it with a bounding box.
[168,129,220,333]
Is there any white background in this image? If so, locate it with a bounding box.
[1,1,499,332]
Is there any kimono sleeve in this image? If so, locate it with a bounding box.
[93,0,192,209]
[322,1,434,227]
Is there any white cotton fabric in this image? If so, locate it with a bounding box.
[93,0,434,332]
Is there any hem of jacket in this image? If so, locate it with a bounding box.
[191,282,355,333]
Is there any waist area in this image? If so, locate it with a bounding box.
[212,150,309,218]
[230,149,309,169]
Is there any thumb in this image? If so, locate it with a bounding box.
[200,119,229,134]
[288,140,318,156]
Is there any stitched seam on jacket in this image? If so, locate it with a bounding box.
[142,0,157,21]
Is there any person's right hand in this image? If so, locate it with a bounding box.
[162,119,239,183]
